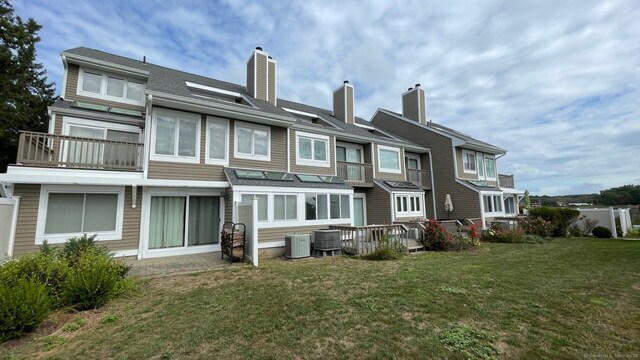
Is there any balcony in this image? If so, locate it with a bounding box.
[336,161,373,186]
[16,131,144,171]
[498,174,515,188]
[405,169,431,189]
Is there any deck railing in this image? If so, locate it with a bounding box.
[406,169,431,188]
[498,174,515,188]
[329,224,424,255]
[336,161,373,186]
[16,131,144,171]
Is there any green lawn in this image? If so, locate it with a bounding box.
[2,238,639,359]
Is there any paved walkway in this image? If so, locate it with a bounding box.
[124,252,242,278]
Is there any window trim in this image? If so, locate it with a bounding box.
[462,149,477,174]
[273,193,298,221]
[77,67,146,106]
[150,108,201,164]
[204,116,229,166]
[484,155,497,181]
[482,193,504,216]
[234,121,271,161]
[295,131,330,167]
[377,144,402,174]
[35,185,125,244]
[476,152,485,179]
[394,193,424,217]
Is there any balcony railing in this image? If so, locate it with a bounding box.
[498,174,515,188]
[336,161,373,186]
[16,131,143,171]
[406,169,431,189]
[329,224,424,255]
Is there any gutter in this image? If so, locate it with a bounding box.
[62,52,150,77]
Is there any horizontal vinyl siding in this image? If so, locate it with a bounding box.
[456,148,477,180]
[13,184,40,256]
[372,112,480,220]
[224,188,233,224]
[373,143,406,181]
[289,129,335,175]
[229,120,287,171]
[258,224,347,243]
[12,185,141,256]
[366,184,391,225]
[64,64,145,111]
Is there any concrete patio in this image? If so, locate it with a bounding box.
[124,252,244,278]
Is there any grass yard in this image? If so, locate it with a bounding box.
[2,238,639,359]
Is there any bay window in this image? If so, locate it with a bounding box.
[395,194,423,216]
[483,194,503,214]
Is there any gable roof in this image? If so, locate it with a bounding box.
[375,109,506,155]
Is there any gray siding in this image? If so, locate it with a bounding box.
[333,88,345,123]
[229,120,287,171]
[346,86,354,124]
[12,184,142,256]
[64,64,144,111]
[224,188,233,224]
[372,143,406,181]
[267,60,276,105]
[246,55,255,98]
[456,148,477,180]
[366,184,391,225]
[257,224,348,243]
[256,53,268,101]
[289,129,335,175]
[372,111,480,220]
[402,91,419,122]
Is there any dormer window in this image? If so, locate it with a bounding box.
[77,68,145,105]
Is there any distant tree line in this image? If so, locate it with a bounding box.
[531,184,640,207]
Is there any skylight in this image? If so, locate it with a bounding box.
[71,101,143,117]
[296,174,344,184]
[235,169,293,181]
[384,180,419,189]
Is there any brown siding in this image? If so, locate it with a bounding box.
[373,143,406,181]
[456,148,477,180]
[289,129,335,175]
[229,120,287,171]
[147,115,226,180]
[64,64,145,111]
[256,53,268,101]
[346,86,354,124]
[333,88,345,122]
[12,184,141,256]
[13,184,39,256]
[224,188,233,224]
[372,112,480,220]
[366,184,391,225]
[247,55,255,98]
[258,224,348,243]
[364,143,373,164]
[267,60,276,105]
[402,91,419,122]
[419,90,426,123]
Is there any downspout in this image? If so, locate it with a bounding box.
[60,55,68,99]
[143,94,153,179]
[427,149,437,220]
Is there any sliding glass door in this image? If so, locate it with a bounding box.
[149,195,219,250]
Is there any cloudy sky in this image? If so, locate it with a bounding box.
[13,0,640,195]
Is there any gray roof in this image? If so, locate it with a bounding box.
[224,168,353,190]
[378,109,506,154]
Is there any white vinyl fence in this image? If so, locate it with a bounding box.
[577,208,633,238]
[0,197,20,260]
[236,197,258,266]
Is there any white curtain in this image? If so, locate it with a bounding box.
[149,196,185,249]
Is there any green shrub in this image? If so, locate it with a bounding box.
[0,278,51,341]
[0,253,69,308]
[421,220,479,251]
[482,224,526,243]
[568,225,583,237]
[62,234,111,266]
[523,234,546,244]
[62,248,124,310]
[519,216,552,237]
[592,226,612,239]
[529,207,580,237]
[361,229,406,261]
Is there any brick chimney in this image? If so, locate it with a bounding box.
[402,84,426,124]
[247,47,277,105]
[333,80,355,124]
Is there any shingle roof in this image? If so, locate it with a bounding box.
[224,168,353,189]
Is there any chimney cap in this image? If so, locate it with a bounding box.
[408,87,412,91]
[268,56,272,59]
[415,83,421,88]
[343,80,349,84]
[256,46,263,51]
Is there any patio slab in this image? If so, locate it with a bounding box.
[124,252,244,278]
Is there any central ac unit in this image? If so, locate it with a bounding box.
[285,233,310,259]
[312,230,341,250]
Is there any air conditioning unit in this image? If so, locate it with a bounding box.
[285,233,310,259]
[313,230,341,250]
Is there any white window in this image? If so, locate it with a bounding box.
[241,194,268,221]
[234,121,270,161]
[36,186,125,244]
[77,68,145,105]
[462,150,476,174]
[296,131,329,167]
[305,193,348,220]
[484,156,496,180]
[504,196,516,214]
[378,145,401,173]
[205,117,229,165]
[151,109,201,163]
[395,194,423,216]
[274,194,297,221]
[476,153,485,178]
[483,194,504,214]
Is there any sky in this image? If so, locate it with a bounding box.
[12,0,640,196]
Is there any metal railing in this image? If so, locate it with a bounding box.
[16,131,143,171]
[329,224,424,255]
[498,174,515,188]
[406,169,431,188]
[336,161,373,186]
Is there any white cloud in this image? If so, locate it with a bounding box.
[13,0,640,195]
